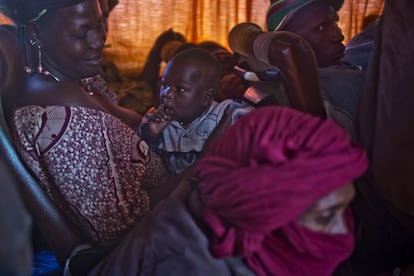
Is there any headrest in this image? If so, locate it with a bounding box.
[228,22,313,66]
[228,22,263,57]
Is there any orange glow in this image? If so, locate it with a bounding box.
[0,0,384,75]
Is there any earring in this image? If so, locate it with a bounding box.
[25,40,39,73]
[25,40,36,73]
[25,38,60,81]
[37,44,43,73]
[28,39,44,73]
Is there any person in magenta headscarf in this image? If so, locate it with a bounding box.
[90,106,367,276]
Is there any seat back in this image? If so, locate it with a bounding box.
[0,134,33,275]
[0,25,84,266]
[0,30,32,270]
[228,23,326,118]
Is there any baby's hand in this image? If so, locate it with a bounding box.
[145,105,174,138]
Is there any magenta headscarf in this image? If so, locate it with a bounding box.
[196,106,368,275]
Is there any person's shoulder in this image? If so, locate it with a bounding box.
[346,19,379,49]
[319,63,365,84]
[216,99,255,123]
[20,74,85,107]
[222,99,255,112]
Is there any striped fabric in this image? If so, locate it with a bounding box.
[266,0,344,31]
[266,0,310,31]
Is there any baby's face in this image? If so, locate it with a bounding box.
[160,59,212,124]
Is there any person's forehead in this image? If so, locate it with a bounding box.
[312,184,355,211]
[164,60,201,81]
[169,57,205,73]
[286,1,336,29]
[53,0,100,23]
[299,2,334,18]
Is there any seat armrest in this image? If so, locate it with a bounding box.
[64,244,113,276]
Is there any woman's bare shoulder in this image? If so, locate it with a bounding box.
[17,74,99,109]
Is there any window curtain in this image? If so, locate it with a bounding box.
[106,0,384,76]
[0,0,384,76]
[339,0,384,42]
[104,0,269,76]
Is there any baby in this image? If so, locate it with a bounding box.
[138,48,253,174]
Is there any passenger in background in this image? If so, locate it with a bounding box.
[198,41,246,101]
[99,0,118,37]
[266,0,345,68]
[138,48,253,175]
[99,0,124,83]
[118,28,187,114]
[119,29,247,115]
[138,28,187,96]
[266,0,364,139]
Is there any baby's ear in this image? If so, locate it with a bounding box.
[203,88,214,106]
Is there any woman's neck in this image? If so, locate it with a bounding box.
[42,57,71,82]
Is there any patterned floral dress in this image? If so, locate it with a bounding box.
[13,105,169,245]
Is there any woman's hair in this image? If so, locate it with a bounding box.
[107,0,119,12]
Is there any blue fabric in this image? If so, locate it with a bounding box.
[139,99,254,174]
[344,42,375,71]
[344,20,379,71]
[319,64,364,121]
[32,251,61,276]
[318,64,365,140]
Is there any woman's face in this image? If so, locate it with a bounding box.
[283,1,345,68]
[296,183,355,234]
[37,0,105,80]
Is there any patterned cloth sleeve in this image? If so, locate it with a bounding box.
[13,105,169,245]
